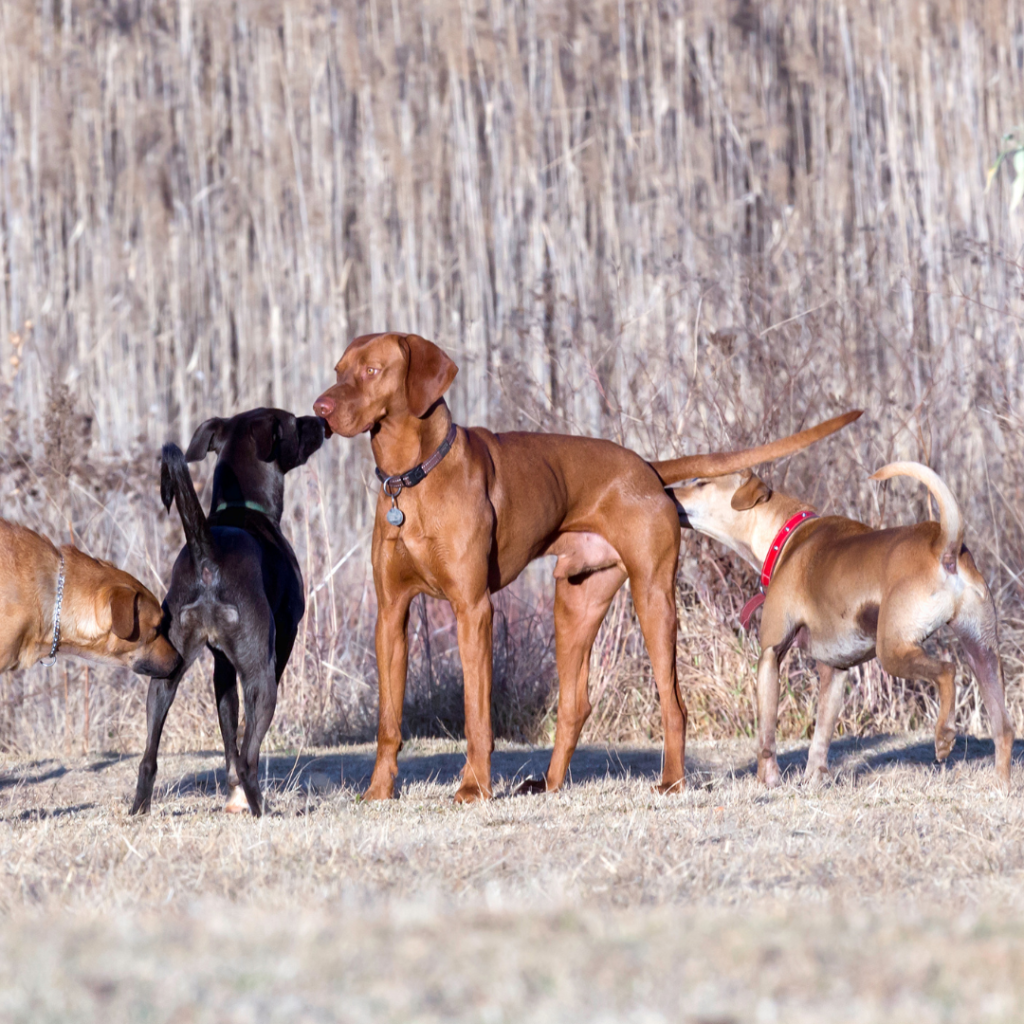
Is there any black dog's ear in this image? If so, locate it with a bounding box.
[185,418,227,461]
[272,413,326,472]
[249,410,285,463]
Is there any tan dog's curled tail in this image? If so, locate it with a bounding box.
[650,410,863,486]
[870,461,964,564]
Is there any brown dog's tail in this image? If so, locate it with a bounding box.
[650,410,863,486]
[161,443,214,572]
[870,461,964,565]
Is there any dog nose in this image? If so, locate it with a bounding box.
[313,394,335,418]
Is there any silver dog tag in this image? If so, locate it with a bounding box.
[386,506,405,527]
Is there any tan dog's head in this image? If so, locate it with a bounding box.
[313,332,458,437]
[69,553,182,678]
[672,472,772,564]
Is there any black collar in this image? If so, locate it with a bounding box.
[375,420,458,495]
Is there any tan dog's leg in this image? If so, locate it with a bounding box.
[877,638,957,764]
[804,663,847,785]
[364,590,415,801]
[536,567,628,793]
[950,601,1013,790]
[453,595,495,803]
[756,648,783,787]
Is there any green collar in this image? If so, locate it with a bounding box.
[214,499,271,515]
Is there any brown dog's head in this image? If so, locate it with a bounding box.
[68,551,182,678]
[313,332,458,437]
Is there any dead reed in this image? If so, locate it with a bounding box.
[1,0,1023,756]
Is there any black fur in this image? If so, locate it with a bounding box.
[131,408,327,816]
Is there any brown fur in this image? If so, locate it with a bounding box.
[313,331,860,802]
[0,518,180,677]
[673,464,1013,790]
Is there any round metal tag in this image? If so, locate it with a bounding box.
[386,506,405,527]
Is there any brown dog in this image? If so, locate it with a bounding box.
[313,331,860,801]
[672,462,1014,789]
[0,517,181,677]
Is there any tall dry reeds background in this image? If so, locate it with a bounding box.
[1,0,1023,757]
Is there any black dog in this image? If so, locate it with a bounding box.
[131,408,326,816]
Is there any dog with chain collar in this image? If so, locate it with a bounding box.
[0,517,180,677]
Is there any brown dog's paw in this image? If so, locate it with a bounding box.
[362,781,396,802]
[653,778,685,795]
[453,782,491,804]
[514,777,548,796]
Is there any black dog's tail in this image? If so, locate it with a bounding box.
[161,443,214,572]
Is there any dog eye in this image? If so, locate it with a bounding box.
[364,367,379,377]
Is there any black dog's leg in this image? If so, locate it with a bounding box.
[274,621,299,683]
[237,663,279,816]
[212,648,248,812]
[131,664,186,815]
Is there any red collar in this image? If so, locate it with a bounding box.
[740,510,817,629]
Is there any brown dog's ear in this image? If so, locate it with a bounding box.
[185,418,228,461]
[401,334,458,418]
[731,473,772,510]
[109,587,140,641]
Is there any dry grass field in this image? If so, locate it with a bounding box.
[3,735,1024,1022]
[3,0,1024,1019]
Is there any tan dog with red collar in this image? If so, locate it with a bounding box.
[672,463,1013,790]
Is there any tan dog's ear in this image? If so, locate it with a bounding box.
[731,473,772,510]
[402,334,458,417]
[109,586,140,641]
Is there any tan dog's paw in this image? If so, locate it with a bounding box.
[223,785,251,814]
[758,759,783,788]
[802,763,832,788]
[934,728,956,763]
[514,777,548,796]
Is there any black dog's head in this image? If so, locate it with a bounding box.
[185,409,327,521]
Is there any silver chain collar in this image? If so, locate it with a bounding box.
[40,553,66,668]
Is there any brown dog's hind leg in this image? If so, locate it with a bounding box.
[526,567,627,795]
[803,663,846,785]
[755,648,784,788]
[364,589,415,801]
[631,567,686,795]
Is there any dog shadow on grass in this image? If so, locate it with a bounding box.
[739,733,1024,784]
[99,736,1024,805]
[149,745,693,804]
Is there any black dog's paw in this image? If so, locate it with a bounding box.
[514,776,548,796]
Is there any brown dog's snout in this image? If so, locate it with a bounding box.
[313,393,335,419]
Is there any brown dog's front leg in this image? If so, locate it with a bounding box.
[364,592,414,801]
[453,595,494,803]
[756,648,783,788]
